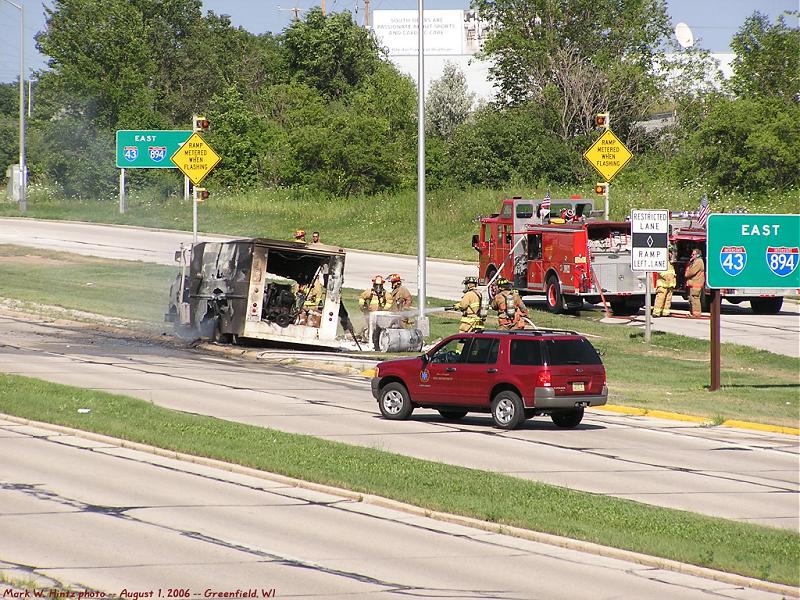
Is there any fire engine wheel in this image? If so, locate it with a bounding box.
[491,390,525,430]
[551,408,584,429]
[379,382,414,420]
[545,276,565,314]
[750,297,783,314]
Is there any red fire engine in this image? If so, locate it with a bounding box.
[473,196,647,315]
[668,213,787,314]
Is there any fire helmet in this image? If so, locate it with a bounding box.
[294,229,306,240]
[388,273,402,284]
[372,275,385,286]
[496,277,512,289]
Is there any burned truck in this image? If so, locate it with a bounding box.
[166,238,358,349]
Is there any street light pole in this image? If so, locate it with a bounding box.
[2,0,26,212]
[416,0,428,336]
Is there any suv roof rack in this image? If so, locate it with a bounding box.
[479,329,579,336]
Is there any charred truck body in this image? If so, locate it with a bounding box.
[166,238,353,349]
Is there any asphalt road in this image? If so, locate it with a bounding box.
[2,419,789,600]
[1,315,797,532]
[1,218,797,356]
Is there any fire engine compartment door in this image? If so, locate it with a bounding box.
[586,223,645,294]
[512,199,536,287]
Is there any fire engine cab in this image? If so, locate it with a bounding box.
[473,196,647,315]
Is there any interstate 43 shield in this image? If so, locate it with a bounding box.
[720,246,746,277]
[766,246,798,278]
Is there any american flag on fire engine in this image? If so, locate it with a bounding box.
[697,194,710,228]
[540,191,551,218]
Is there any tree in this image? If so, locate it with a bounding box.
[472,0,672,140]
[672,97,800,192]
[447,103,575,187]
[282,9,384,99]
[728,12,800,103]
[425,62,475,139]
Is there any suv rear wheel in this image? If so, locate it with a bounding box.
[491,390,525,429]
[551,408,584,428]
[378,382,414,420]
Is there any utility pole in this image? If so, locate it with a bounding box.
[277,5,305,20]
[364,0,370,27]
[2,0,26,212]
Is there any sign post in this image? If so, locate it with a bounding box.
[115,130,192,214]
[630,210,669,343]
[584,129,633,220]
[706,214,799,391]
[170,132,221,245]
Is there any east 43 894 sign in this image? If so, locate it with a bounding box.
[707,214,800,288]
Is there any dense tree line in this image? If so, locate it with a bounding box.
[0,0,797,199]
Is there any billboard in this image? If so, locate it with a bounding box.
[372,10,490,56]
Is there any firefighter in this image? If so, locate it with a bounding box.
[293,229,306,243]
[388,273,412,311]
[358,276,393,340]
[685,248,706,318]
[452,276,484,332]
[310,231,321,245]
[298,274,324,324]
[652,251,676,317]
[491,278,527,330]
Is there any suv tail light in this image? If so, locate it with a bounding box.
[536,370,551,387]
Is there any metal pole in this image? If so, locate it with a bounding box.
[415,0,428,336]
[184,175,190,200]
[603,183,609,220]
[27,78,31,117]
[644,273,652,343]
[710,289,721,391]
[2,0,27,212]
[192,186,198,245]
[119,168,126,214]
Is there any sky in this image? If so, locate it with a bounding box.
[0,0,796,82]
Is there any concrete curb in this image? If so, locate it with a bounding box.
[598,404,800,436]
[2,413,796,599]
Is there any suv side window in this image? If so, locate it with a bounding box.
[544,338,602,365]
[510,340,544,365]
[430,338,471,364]
[465,337,500,364]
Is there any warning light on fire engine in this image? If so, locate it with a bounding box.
[594,113,610,129]
[595,183,608,195]
[192,115,210,133]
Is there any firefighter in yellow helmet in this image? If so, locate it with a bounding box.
[452,276,484,332]
[652,250,676,317]
[358,275,393,340]
[491,278,527,330]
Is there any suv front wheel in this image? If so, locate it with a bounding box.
[491,390,525,430]
[551,407,584,428]
[379,382,414,420]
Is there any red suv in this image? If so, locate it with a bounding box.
[371,329,607,430]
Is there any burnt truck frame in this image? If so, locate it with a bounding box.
[166,238,354,349]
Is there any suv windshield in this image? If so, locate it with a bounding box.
[544,338,602,365]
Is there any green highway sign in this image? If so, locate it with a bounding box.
[116,130,192,168]
[707,214,800,289]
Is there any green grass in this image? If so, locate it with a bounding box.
[2,180,797,261]
[0,373,797,586]
[0,244,797,427]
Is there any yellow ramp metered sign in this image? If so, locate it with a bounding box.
[583,129,633,182]
[170,132,221,186]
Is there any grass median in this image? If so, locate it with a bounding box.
[1,244,797,428]
[0,372,797,586]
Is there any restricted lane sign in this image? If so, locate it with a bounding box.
[707,214,800,288]
[630,209,669,272]
[170,132,221,186]
[583,129,633,182]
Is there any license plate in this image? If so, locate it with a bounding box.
[572,382,585,392]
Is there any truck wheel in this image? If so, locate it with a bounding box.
[485,266,497,285]
[379,382,414,420]
[491,390,525,429]
[750,297,783,314]
[545,276,565,314]
[551,408,584,428]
